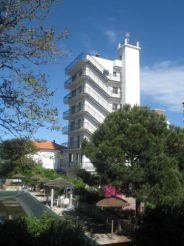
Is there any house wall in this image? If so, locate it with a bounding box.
[32,149,61,170]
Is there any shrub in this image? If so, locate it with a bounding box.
[136,204,184,246]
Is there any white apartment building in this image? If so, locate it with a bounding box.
[62,37,141,173]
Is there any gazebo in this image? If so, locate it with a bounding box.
[11,173,25,186]
[44,178,75,208]
[96,197,129,208]
[31,174,43,181]
[44,177,74,189]
[12,173,25,179]
[96,196,129,238]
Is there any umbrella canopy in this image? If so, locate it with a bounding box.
[96,196,129,208]
[12,173,25,179]
[31,174,43,181]
[39,177,49,183]
[96,196,130,238]
[44,177,75,189]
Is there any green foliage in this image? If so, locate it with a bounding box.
[75,187,102,204]
[0,138,38,176]
[24,213,56,237]
[136,204,184,246]
[0,219,33,246]
[31,165,60,180]
[77,169,101,187]
[0,214,97,246]
[59,174,85,189]
[1,138,37,160]
[0,0,68,136]
[83,105,184,209]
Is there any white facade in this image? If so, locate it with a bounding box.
[32,150,61,170]
[31,140,65,170]
[63,37,141,173]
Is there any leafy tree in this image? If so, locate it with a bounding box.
[136,204,184,246]
[0,138,38,176]
[83,105,184,212]
[164,125,184,172]
[77,169,100,187]
[0,0,68,136]
[0,214,97,246]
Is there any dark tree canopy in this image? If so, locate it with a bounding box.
[83,105,184,207]
[0,0,68,136]
[0,138,38,176]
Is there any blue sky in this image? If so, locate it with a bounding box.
[33,0,184,144]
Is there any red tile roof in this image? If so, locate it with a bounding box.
[32,140,66,151]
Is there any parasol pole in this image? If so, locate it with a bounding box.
[111,219,114,238]
[51,188,54,208]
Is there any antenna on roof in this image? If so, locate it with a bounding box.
[125,33,130,43]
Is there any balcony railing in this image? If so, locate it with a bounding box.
[62,121,97,135]
[61,142,68,148]
[63,103,105,123]
[62,125,69,134]
[64,77,72,87]
[63,105,82,119]
[62,123,83,134]
[63,140,81,149]
[65,53,87,74]
[64,86,83,104]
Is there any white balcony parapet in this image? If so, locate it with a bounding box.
[84,104,105,123]
[85,69,113,97]
[63,104,105,124]
[85,86,112,112]
[62,121,98,135]
[64,85,113,113]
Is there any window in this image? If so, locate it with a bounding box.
[69,136,74,146]
[70,105,75,114]
[70,121,75,131]
[71,70,82,81]
[78,101,82,111]
[71,74,77,81]
[113,87,118,94]
[112,103,118,110]
[77,118,82,129]
[69,154,74,166]
[113,71,117,76]
[76,153,80,161]
[77,136,81,148]
[103,69,109,76]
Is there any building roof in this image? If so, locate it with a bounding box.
[32,140,66,151]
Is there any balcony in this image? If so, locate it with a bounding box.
[64,72,84,89]
[61,142,68,148]
[62,125,69,134]
[62,121,97,135]
[63,105,83,120]
[62,140,81,149]
[62,122,83,135]
[61,142,83,150]
[65,53,87,75]
[64,86,83,104]
[64,77,72,88]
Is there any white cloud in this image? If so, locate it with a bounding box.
[104,30,118,44]
[141,61,184,112]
